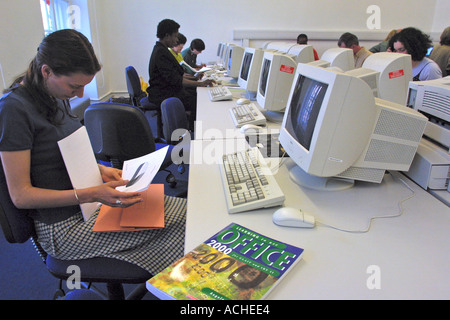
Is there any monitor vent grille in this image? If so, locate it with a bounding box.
[365,139,417,165]
[422,91,450,117]
[336,166,385,183]
[374,109,425,142]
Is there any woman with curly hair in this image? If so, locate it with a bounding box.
[389,27,442,81]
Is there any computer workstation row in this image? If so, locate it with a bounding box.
[186,95,449,300]
[201,40,449,205]
[183,41,450,299]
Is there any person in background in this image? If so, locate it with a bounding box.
[296,33,319,60]
[182,38,206,69]
[169,32,187,63]
[147,20,213,132]
[0,29,187,276]
[369,29,401,53]
[389,27,442,81]
[429,26,450,77]
[338,32,372,68]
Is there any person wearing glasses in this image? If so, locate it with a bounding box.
[388,27,442,81]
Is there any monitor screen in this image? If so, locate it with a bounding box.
[285,75,328,150]
[240,51,253,81]
[259,58,271,97]
[227,47,233,70]
[237,48,265,99]
[217,42,224,58]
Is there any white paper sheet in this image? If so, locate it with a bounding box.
[116,146,169,192]
[58,127,102,221]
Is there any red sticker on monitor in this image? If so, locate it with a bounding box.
[280,64,295,74]
[389,69,404,79]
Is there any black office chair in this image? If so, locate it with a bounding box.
[160,97,193,145]
[84,102,182,192]
[0,162,151,300]
[125,66,162,139]
[160,98,192,191]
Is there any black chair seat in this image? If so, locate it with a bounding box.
[46,255,151,283]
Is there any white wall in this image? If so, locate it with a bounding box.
[1,0,448,100]
[0,0,44,92]
[90,0,446,98]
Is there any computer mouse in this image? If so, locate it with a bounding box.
[236,98,251,105]
[272,207,315,228]
[240,124,263,134]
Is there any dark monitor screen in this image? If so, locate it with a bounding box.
[286,75,328,150]
[259,58,271,97]
[240,52,253,81]
[228,48,233,70]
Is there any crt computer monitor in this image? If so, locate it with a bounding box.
[345,67,380,97]
[288,44,315,64]
[256,51,297,122]
[226,44,245,79]
[264,41,297,53]
[308,48,354,72]
[362,52,413,105]
[237,47,265,100]
[279,63,428,191]
[219,42,229,66]
[217,42,224,58]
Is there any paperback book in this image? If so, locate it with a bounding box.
[146,223,304,300]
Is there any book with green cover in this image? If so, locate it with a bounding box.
[146,223,304,300]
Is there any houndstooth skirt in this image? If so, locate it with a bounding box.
[34,195,186,275]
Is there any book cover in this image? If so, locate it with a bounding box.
[92,184,164,232]
[146,223,304,300]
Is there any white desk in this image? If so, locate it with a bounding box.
[195,87,282,140]
[185,139,450,299]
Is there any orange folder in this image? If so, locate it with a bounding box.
[93,184,164,232]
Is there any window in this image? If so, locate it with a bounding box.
[40,0,78,36]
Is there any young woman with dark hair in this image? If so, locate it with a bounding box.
[0,29,186,275]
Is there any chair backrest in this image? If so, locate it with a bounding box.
[0,162,35,244]
[125,66,145,107]
[160,97,190,144]
[84,102,156,168]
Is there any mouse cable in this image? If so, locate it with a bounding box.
[316,172,416,234]
[269,150,287,175]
